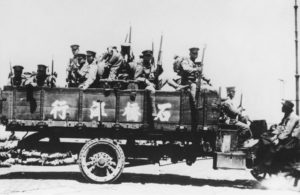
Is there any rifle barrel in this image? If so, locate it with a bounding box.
[129,26,132,43]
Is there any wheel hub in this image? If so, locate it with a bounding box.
[90,152,113,168]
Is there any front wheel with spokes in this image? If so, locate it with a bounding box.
[79,138,125,183]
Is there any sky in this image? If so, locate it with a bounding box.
[0,0,297,123]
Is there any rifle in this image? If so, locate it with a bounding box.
[9,61,13,85]
[50,57,56,88]
[238,93,245,112]
[129,25,132,44]
[157,34,163,66]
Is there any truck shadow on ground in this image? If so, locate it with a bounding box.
[0,171,261,189]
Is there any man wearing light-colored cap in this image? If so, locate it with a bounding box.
[77,50,99,89]
[222,86,252,146]
[7,65,26,87]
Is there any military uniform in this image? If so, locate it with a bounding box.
[67,44,80,87]
[97,47,123,80]
[134,50,163,116]
[78,51,99,89]
[7,65,27,87]
[24,65,56,87]
[222,87,251,146]
[67,53,87,87]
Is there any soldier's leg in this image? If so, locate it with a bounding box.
[234,121,253,146]
[145,84,157,117]
[108,66,119,80]
[190,83,197,107]
[97,62,109,79]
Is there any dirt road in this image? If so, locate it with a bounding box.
[0,158,299,195]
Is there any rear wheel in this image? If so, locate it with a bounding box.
[79,138,125,183]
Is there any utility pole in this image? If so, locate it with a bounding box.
[295,0,299,114]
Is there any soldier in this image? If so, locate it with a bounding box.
[67,53,87,87]
[7,65,26,87]
[249,100,300,176]
[98,46,123,80]
[178,47,204,107]
[67,44,80,87]
[117,43,136,80]
[158,55,188,90]
[69,44,80,67]
[77,50,99,89]
[222,87,252,146]
[134,50,163,117]
[24,64,56,87]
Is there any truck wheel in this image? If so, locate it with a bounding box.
[79,138,125,183]
[250,168,267,181]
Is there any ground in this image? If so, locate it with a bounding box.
[0,158,299,195]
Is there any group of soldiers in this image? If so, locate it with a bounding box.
[9,43,212,117]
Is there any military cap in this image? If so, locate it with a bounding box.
[13,65,24,71]
[226,86,236,92]
[37,64,47,70]
[70,44,79,50]
[141,50,153,56]
[86,50,96,57]
[75,53,86,59]
[189,47,200,53]
[282,100,294,110]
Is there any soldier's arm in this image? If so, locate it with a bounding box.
[181,59,197,74]
[80,64,98,90]
[278,117,299,140]
[134,64,144,80]
[223,101,240,116]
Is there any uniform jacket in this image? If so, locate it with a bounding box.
[24,75,56,87]
[134,60,163,86]
[7,75,27,87]
[275,112,300,140]
[78,60,98,89]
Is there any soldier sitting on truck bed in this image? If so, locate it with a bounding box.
[158,55,190,91]
[77,50,99,89]
[221,87,252,146]
[116,43,136,80]
[134,50,163,117]
[67,52,87,87]
[24,64,56,87]
[7,65,26,87]
[177,47,212,107]
[97,46,123,80]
